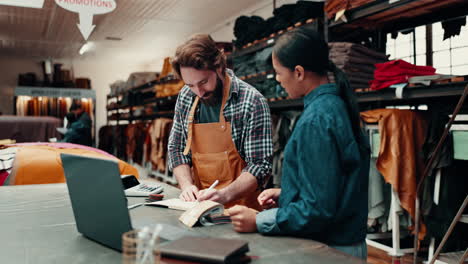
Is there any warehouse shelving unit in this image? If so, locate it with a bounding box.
[106,77,178,184]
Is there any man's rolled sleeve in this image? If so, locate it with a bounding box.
[242,95,273,189]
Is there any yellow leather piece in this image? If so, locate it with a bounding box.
[9,145,138,185]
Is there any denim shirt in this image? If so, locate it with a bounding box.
[256,83,370,246]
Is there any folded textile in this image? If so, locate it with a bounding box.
[233,1,323,48]
[329,42,389,61]
[157,57,184,98]
[234,16,267,48]
[0,170,8,186]
[255,47,273,73]
[370,60,436,90]
[234,48,273,78]
[328,42,388,90]
[330,53,387,67]
[233,55,257,77]
[126,72,158,90]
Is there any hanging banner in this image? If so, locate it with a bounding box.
[55,0,116,40]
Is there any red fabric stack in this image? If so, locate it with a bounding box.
[0,171,8,186]
[370,60,436,91]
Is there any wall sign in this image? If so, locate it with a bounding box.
[0,0,44,8]
[15,86,96,99]
[55,0,116,40]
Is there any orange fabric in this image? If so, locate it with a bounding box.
[144,125,152,165]
[361,109,427,240]
[126,124,137,162]
[155,57,184,98]
[158,80,184,98]
[160,57,173,77]
[185,75,261,210]
[8,145,138,185]
[149,118,173,172]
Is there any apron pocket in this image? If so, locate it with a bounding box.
[193,151,232,188]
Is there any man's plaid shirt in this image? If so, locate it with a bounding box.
[168,69,273,188]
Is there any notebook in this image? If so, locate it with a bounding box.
[146,198,197,211]
[146,199,229,227]
[179,200,226,227]
[160,236,250,264]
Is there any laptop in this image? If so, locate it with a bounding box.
[61,153,199,251]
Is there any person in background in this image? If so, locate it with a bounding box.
[168,34,273,209]
[227,28,370,260]
[62,101,92,146]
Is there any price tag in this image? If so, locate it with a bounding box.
[389,83,408,99]
[335,9,347,22]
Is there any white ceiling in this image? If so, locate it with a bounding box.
[0,0,273,68]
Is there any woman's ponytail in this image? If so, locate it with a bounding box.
[328,60,365,146]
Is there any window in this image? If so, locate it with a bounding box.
[432,21,468,75]
[386,17,468,75]
[386,25,426,65]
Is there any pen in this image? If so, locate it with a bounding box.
[197,180,220,202]
[128,203,144,210]
[207,180,219,191]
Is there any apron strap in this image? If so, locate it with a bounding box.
[183,96,200,156]
[219,74,231,126]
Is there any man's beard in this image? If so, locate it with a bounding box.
[200,76,223,106]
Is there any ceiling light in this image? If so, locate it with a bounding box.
[79,42,94,55]
[0,0,44,8]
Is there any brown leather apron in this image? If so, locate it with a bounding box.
[183,75,261,210]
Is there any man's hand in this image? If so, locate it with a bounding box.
[227,205,258,233]
[257,188,281,209]
[198,188,228,204]
[179,185,199,201]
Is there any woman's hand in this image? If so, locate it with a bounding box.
[257,188,281,209]
[227,205,258,233]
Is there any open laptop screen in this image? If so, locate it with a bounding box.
[61,153,132,251]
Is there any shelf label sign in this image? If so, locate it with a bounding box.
[55,0,116,40]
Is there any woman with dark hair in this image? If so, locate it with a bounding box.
[228,28,370,260]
